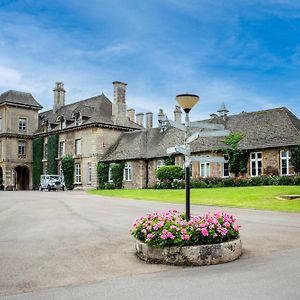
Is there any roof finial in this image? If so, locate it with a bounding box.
[217,102,229,117]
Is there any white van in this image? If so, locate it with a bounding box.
[40,175,65,191]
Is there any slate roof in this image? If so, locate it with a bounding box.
[103,107,300,161]
[38,94,141,132]
[0,90,42,109]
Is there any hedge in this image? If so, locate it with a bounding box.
[154,175,300,189]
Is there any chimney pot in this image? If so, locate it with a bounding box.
[145,112,153,129]
[53,81,65,113]
[127,108,135,122]
[136,113,144,127]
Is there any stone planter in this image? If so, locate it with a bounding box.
[135,238,242,266]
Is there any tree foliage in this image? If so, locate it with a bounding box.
[61,154,74,190]
[47,134,58,174]
[156,165,184,182]
[32,137,44,189]
[290,145,300,174]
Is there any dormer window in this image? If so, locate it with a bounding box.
[74,112,82,126]
[59,116,66,129]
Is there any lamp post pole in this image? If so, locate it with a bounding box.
[184,111,191,221]
[176,94,199,222]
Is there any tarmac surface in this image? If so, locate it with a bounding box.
[0,190,300,299]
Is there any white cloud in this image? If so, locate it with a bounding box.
[0,65,22,87]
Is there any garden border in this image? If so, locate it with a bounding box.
[135,238,242,266]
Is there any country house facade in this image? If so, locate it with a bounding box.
[0,81,299,190]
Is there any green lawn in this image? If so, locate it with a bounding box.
[89,186,300,212]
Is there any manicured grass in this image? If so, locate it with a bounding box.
[89,186,300,212]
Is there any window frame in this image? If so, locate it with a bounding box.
[250,152,263,177]
[74,163,81,184]
[0,116,2,132]
[59,141,65,157]
[200,162,210,178]
[280,150,291,176]
[18,141,26,158]
[18,117,27,132]
[87,162,92,184]
[123,162,132,181]
[75,139,81,155]
[223,154,230,177]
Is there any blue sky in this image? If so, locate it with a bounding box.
[1,0,300,121]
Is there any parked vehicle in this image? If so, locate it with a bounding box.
[40,175,65,191]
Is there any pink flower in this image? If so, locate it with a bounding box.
[181,234,190,240]
[201,228,209,237]
[233,225,241,231]
[161,234,167,240]
[146,233,154,240]
[224,222,230,228]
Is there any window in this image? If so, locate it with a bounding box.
[60,117,66,129]
[157,159,165,169]
[87,162,92,183]
[59,141,65,157]
[59,164,63,178]
[18,141,26,157]
[108,165,113,182]
[75,139,81,155]
[280,150,291,176]
[200,162,210,178]
[75,164,81,183]
[44,144,48,159]
[223,155,230,177]
[0,117,2,131]
[123,162,132,181]
[18,118,26,132]
[250,152,262,177]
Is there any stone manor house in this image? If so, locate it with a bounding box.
[0,81,299,190]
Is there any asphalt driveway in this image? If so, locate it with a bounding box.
[0,191,300,299]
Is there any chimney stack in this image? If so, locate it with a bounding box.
[146,112,153,129]
[112,81,128,125]
[136,113,144,127]
[127,108,135,122]
[158,109,164,127]
[53,82,65,113]
[174,105,182,123]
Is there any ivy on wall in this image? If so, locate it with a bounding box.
[32,137,44,189]
[47,134,59,174]
[223,133,249,176]
[61,154,74,190]
[164,156,175,165]
[111,162,125,188]
[97,162,109,188]
[290,145,300,174]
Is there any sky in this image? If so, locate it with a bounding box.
[1,0,300,121]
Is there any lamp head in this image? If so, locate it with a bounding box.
[176,94,199,113]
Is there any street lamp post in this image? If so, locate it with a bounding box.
[176,94,199,221]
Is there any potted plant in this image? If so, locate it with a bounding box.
[131,209,242,266]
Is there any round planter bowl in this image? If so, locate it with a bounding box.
[135,238,242,266]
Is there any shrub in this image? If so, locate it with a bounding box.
[61,154,74,190]
[164,156,175,166]
[156,165,184,182]
[131,209,241,247]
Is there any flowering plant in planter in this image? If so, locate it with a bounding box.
[131,209,241,247]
